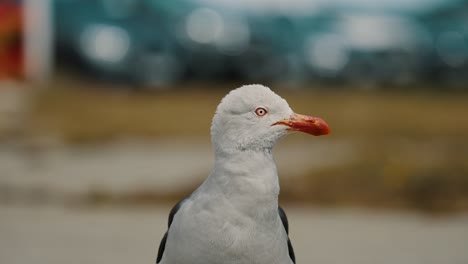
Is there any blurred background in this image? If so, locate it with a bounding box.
[1,0,468,263]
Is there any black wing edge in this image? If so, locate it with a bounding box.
[156,232,168,264]
[279,206,296,264]
[156,198,188,264]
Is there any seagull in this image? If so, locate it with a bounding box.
[156,84,330,264]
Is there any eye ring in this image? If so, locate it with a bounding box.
[255,107,268,117]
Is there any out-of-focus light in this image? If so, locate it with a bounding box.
[305,34,349,74]
[339,15,414,50]
[436,31,468,68]
[215,19,250,55]
[186,8,223,44]
[80,24,130,64]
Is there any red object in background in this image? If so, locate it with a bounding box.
[0,0,23,80]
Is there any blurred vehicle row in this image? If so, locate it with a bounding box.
[54,0,468,88]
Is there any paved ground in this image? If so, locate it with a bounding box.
[1,204,468,264]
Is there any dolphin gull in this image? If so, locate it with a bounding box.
[156,84,330,264]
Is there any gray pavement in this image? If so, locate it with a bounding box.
[1,204,467,264]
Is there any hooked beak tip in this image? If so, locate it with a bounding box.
[273,113,330,136]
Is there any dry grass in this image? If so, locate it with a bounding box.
[280,138,468,212]
[27,82,468,142]
[18,81,468,212]
[27,84,223,143]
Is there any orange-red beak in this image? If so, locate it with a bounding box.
[273,113,330,136]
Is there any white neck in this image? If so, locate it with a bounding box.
[204,149,280,218]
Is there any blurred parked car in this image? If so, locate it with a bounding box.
[53,0,322,86]
[54,0,191,87]
[54,0,270,86]
[54,0,467,88]
[301,12,431,87]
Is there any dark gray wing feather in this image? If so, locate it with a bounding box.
[279,206,296,263]
[156,198,188,264]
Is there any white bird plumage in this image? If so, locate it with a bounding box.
[156,84,330,264]
[211,85,293,154]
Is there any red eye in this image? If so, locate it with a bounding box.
[255,107,268,117]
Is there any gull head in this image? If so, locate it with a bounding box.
[211,84,330,153]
